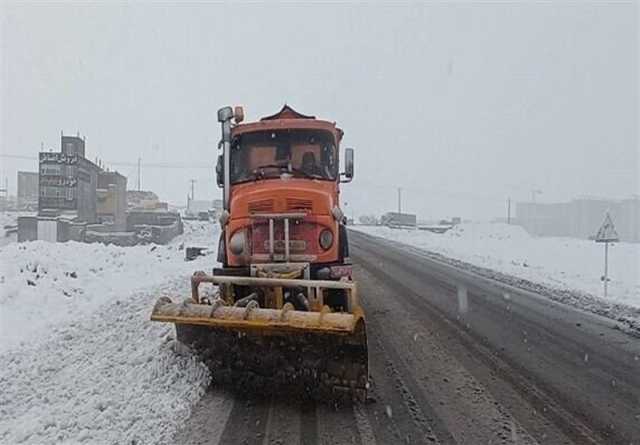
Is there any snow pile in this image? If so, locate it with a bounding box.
[0,221,218,351]
[0,221,219,443]
[0,282,211,444]
[353,223,640,310]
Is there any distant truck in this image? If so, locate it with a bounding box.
[380,212,417,228]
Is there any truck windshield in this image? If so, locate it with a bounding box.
[230,130,338,183]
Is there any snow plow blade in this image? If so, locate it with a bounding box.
[150,273,368,402]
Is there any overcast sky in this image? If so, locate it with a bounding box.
[1,2,637,220]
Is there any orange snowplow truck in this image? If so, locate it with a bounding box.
[151,105,368,401]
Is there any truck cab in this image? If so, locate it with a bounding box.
[216,105,354,286]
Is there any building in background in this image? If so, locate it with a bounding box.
[0,178,8,211]
[209,199,223,218]
[380,212,417,228]
[18,132,182,245]
[97,171,127,230]
[38,134,102,223]
[127,190,168,210]
[212,199,223,212]
[61,134,86,157]
[17,172,39,210]
[185,198,216,220]
[616,198,640,243]
[516,197,639,242]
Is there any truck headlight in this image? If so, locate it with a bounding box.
[319,229,333,250]
[229,230,246,255]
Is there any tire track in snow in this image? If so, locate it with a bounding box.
[172,388,234,445]
[353,241,600,444]
[352,403,377,445]
[315,402,362,444]
[217,397,270,444]
[365,314,453,445]
[261,398,302,444]
[299,401,318,445]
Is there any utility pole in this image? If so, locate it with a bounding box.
[137,157,141,191]
[189,179,196,201]
[507,197,511,224]
[397,187,403,213]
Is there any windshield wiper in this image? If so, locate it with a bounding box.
[245,163,324,181]
[246,163,288,181]
[254,163,288,171]
[289,167,323,179]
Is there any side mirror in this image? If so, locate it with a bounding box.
[216,154,224,187]
[217,106,234,123]
[342,148,354,182]
[234,106,244,124]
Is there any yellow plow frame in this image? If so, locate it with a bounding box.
[151,272,368,401]
[152,272,364,334]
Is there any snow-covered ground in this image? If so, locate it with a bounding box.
[0,221,219,444]
[353,223,640,311]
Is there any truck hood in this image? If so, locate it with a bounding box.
[229,178,338,219]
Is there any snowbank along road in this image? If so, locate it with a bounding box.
[353,223,640,312]
[1,221,639,444]
[0,222,215,444]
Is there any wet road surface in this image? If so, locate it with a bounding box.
[176,230,640,444]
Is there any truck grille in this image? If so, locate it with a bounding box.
[248,199,274,214]
[263,239,307,253]
[286,198,313,212]
[251,220,319,257]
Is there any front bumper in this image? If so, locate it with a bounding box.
[214,261,352,281]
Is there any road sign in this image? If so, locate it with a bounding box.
[594,212,619,243]
[594,212,619,299]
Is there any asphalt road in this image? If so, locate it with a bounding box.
[176,230,640,444]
